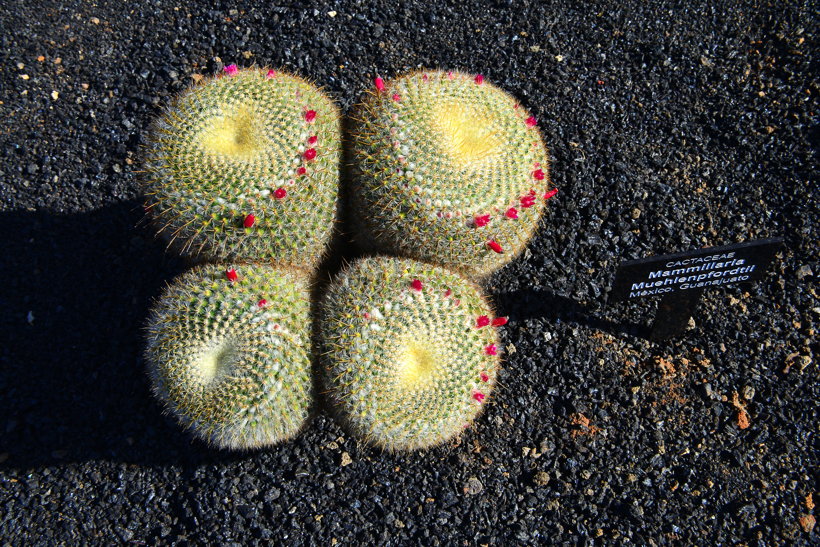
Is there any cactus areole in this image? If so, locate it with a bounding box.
[144,263,314,450]
[350,70,554,278]
[142,68,341,270]
[320,257,502,451]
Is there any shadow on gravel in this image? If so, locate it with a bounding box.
[0,200,640,470]
[494,288,650,339]
[0,201,247,469]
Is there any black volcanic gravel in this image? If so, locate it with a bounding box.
[1,1,818,544]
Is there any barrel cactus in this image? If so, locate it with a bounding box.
[320,256,504,451]
[145,262,314,449]
[349,70,557,279]
[143,66,341,270]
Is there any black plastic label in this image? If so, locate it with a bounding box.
[610,238,782,302]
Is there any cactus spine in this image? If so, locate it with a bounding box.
[143,67,341,270]
[320,256,502,451]
[350,70,554,279]
[145,263,314,449]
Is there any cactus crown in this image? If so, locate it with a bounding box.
[145,263,314,450]
[350,70,553,278]
[143,67,341,269]
[320,256,501,451]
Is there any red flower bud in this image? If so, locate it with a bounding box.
[525,116,537,127]
[243,214,255,228]
[304,110,316,123]
[410,279,423,291]
[487,240,503,253]
[374,77,385,91]
[473,391,486,403]
[474,214,491,227]
[533,169,545,181]
[307,135,318,145]
[226,268,238,282]
[392,93,401,102]
[484,344,498,356]
[544,188,558,200]
[476,315,490,328]
[274,188,287,199]
[258,299,267,308]
[492,317,508,327]
[296,167,307,176]
[474,74,484,85]
[480,372,490,382]
[520,195,536,208]
[505,207,518,219]
[304,148,317,161]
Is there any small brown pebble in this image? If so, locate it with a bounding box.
[806,493,814,510]
[464,476,483,495]
[737,409,751,429]
[533,471,550,487]
[799,514,815,533]
[340,452,352,466]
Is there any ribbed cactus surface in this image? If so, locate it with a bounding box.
[143,67,341,270]
[145,263,313,450]
[320,257,502,450]
[350,70,554,278]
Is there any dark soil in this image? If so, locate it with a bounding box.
[1,1,817,544]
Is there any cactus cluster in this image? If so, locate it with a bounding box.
[143,67,341,270]
[319,257,502,451]
[145,263,313,450]
[142,66,553,451]
[350,70,554,278]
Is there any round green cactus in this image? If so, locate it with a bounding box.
[349,70,556,279]
[145,262,314,450]
[143,66,341,270]
[319,256,504,451]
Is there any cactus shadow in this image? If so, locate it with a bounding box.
[0,202,250,469]
[493,288,649,339]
